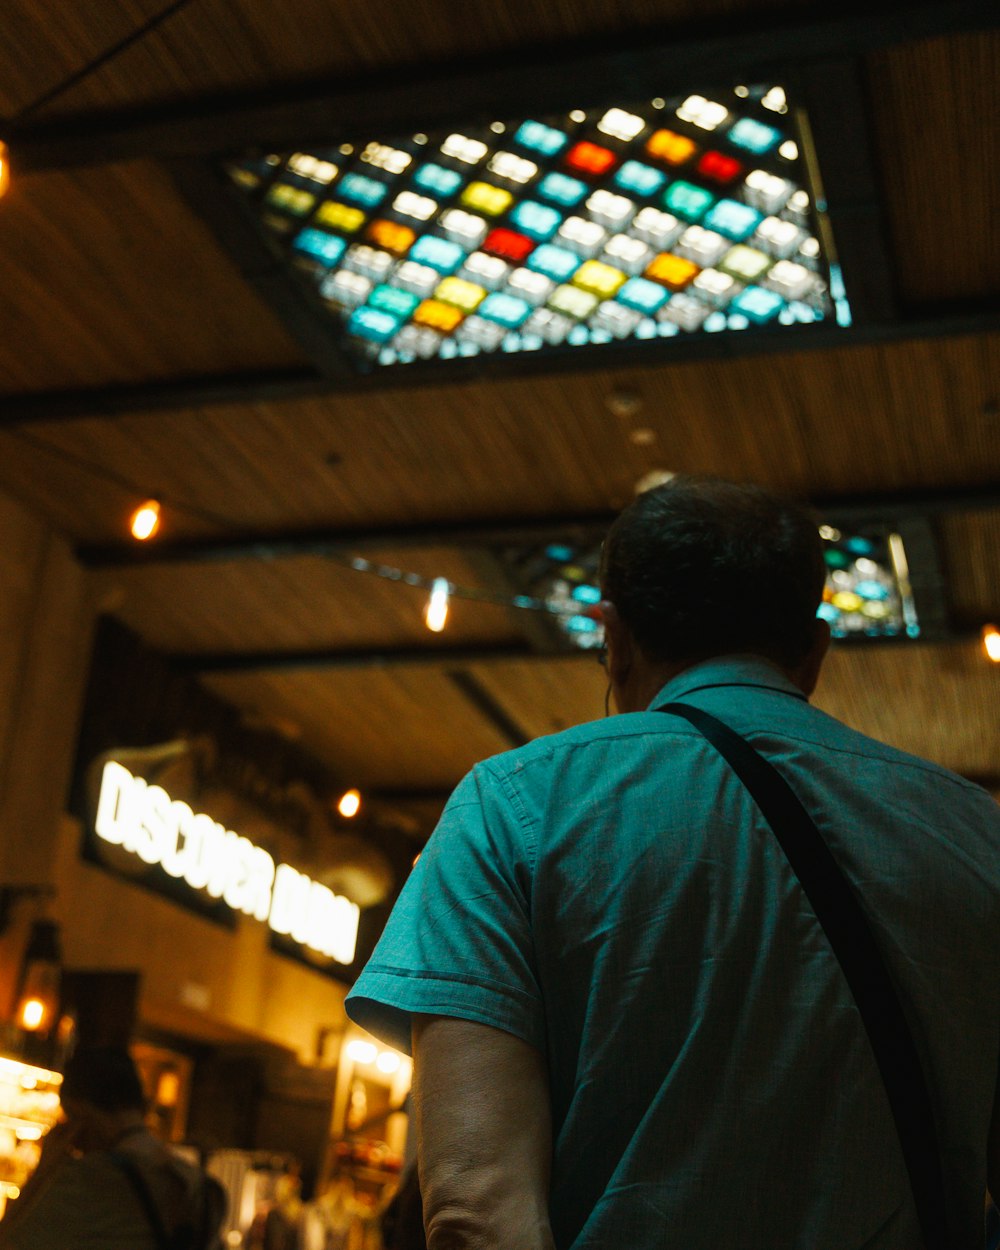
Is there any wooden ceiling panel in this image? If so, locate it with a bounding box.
[92,549,525,654]
[469,658,608,742]
[0,334,995,547]
[870,31,1000,304]
[3,0,810,122]
[814,640,1000,776]
[201,665,516,790]
[0,160,304,391]
[937,512,1000,626]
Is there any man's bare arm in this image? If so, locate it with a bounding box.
[412,1015,556,1250]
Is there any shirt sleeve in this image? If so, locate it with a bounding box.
[345,762,543,1056]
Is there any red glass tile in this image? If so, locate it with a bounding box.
[564,141,619,177]
[697,151,744,184]
[482,228,535,263]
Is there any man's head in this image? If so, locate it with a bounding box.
[60,1047,146,1150]
[599,476,829,712]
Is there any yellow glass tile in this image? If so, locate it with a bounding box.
[435,277,487,312]
[413,299,465,333]
[572,260,627,298]
[832,591,864,613]
[644,252,700,290]
[266,184,316,216]
[461,181,515,217]
[646,129,697,165]
[315,201,366,233]
[366,219,417,255]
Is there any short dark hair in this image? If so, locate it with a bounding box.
[61,1047,146,1113]
[600,476,826,668]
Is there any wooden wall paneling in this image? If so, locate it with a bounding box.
[936,512,1000,626]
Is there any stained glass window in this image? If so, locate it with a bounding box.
[501,524,919,652]
[227,85,850,371]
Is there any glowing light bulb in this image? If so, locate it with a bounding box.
[376,1051,401,1075]
[983,625,1000,663]
[337,789,362,819]
[346,1040,377,1065]
[0,141,10,200]
[130,499,161,541]
[425,578,450,632]
[19,999,46,1031]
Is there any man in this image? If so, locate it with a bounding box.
[0,1047,225,1249]
[346,476,1000,1249]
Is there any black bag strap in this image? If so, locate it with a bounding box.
[107,1149,172,1250]
[660,701,950,1250]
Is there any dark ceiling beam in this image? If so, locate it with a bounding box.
[177,640,543,676]
[2,304,998,428]
[7,0,996,174]
[78,483,1000,571]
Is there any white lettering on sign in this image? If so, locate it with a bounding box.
[95,761,359,965]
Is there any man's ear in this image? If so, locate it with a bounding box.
[600,601,633,684]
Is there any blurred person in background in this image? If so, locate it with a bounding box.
[346,476,1000,1250]
[0,1046,225,1249]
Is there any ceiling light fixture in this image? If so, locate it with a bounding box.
[129,499,161,541]
[425,577,450,632]
[0,141,10,200]
[337,789,362,819]
[982,624,1000,663]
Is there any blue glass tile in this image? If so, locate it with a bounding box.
[412,163,464,197]
[478,292,532,328]
[509,200,563,241]
[526,244,580,282]
[663,180,715,222]
[368,284,421,319]
[337,173,390,208]
[616,276,670,315]
[536,172,589,207]
[817,602,839,623]
[702,198,763,241]
[846,536,876,556]
[729,285,784,323]
[545,544,574,561]
[572,584,602,605]
[567,615,600,633]
[614,160,668,197]
[854,581,890,601]
[515,120,569,158]
[409,235,466,273]
[727,118,783,154]
[347,306,404,343]
[293,229,347,266]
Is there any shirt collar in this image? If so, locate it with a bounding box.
[647,654,809,710]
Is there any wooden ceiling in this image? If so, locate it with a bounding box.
[0,0,997,830]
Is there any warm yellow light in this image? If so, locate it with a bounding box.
[376,1051,401,1075]
[346,1040,377,1065]
[0,142,10,200]
[19,998,46,1032]
[130,499,161,541]
[983,625,1000,663]
[425,578,450,633]
[337,789,362,819]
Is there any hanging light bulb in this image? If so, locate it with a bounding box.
[14,920,61,1038]
[337,788,362,819]
[130,499,161,541]
[982,624,1000,663]
[0,141,10,200]
[425,578,450,633]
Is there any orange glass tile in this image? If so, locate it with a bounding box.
[366,219,417,255]
[644,252,700,290]
[645,129,698,166]
[413,299,465,333]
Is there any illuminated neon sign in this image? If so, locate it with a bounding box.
[95,761,360,965]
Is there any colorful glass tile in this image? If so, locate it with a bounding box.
[315,201,367,233]
[663,181,715,222]
[409,235,465,273]
[440,134,488,164]
[616,276,669,314]
[461,181,515,217]
[459,250,509,289]
[293,229,348,266]
[367,220,417,255]
[586,190,635,230]
[727,118,783,154]
[435,276,488,312]
[548,284,599,320]
[646,129,697,165]
[347,305,402,342]
[509,200,563,241]
[572,260,627,298]
[338,173,390,208]
[557,216,607,258]
[488,151,538,184]
[697,151,743,184]
[564,141,619,177]
[729,285,784,323]
[412,163,464,197]
[702,199,763,241]
[614,160,668,197]
[527,244,581,282]
[718,244,773,282]
[514,120,569,157]
[645,253,700,290]
[482,228,535,263]
[439,208,489,248]
[478,292,532,328]
[342,244,394,282]
[413,299,465,332]
[676,95,729,131]
[360,142,412,174]
[602,233,652,276]
[266,184,316,215]
[368,284,421,319]
[536,172,589,207]
[393,190,438,221]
